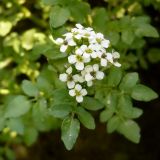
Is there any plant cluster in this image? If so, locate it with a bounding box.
[0,0,159,158]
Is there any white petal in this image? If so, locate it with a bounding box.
[69,89,76,96]
[76,62,84,70]
[85,73,93,82]
[80,45,87,51]
[59,73,67,82]
[73,74,84,83]
[76,96,83,103]
[64,33,73,38]
[76,24,84,29]
[66,66,72,74]
[93,64,99,71]
[96,71,104,80]
[67,81,75,89]
[68,39,76,46]
[106,53,113,63]
[101,40,110,48]
[83,57,90,63]
[81,70,86,77]
[81,89,87,96]
[83,53,90,58]
[114,62,121,67]
[101,58,107,67]
[91,52,97,58]
[75,48,83,55]
[85,65,93,72]
[68,55,76,64]
[75,34,82,39]
[60,45,68,52]
[55,38,64,45]
[87,81,93,87]
[97,33,104,39]
[113,51,120,59]
[86,27,93,31]
[75,84,82,91]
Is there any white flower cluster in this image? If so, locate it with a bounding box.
[55,24,121,103]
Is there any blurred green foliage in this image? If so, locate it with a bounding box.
[0,0,159,158]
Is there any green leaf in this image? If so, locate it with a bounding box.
[147,48,160,63]
[49,104,72,118]
[41,0,59,5]
[22,80,39,97]
[32,99,54,131]
[117,120,140,143]
[130,107,143,119]
[100,109,114,123]
[121,29,135,45]
[131,84,158,101]
[107,115,121,133]
[106,67,122,87]
[119,72,139,91]
[6,118,24,135]
[24,127,38,146]
[61,117,80,150]
[68,1,90,23]
[107,31,120,45]
[135,24,159,38]
[52,88,74,105]
[77,107,95,129]
[92,8,108,32]
[82,97,104,111]
[50,6,70,28]
[117,95,133,118]
[5,95,31,118]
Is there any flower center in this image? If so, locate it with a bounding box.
[75,90,81,96]
[86,48,92,54]
[96,38,102,44]
[67,75,73,81]
[90,71,96,77]
[76,55,83,62]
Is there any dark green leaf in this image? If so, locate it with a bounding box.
[117,95,133,118]
[122,29,134,45]
[117,120,140,143]
[106,67,122,87]
[49,104,72,118]
[107,115,121,133]
[135,24,159,38]
[61,117,80,150]
[119,72,139,91]
[5,95,31,118]
[100,109,114,122]
[24,127,38,146]
[50,6,70,28]
[22,80,39,97]
[77,107,95,129]
[131,84,158,101]
[82,97,104,111]
[6,118,24,135]
[147,48,160,63]
[68,1,90,23]
[42,0,59,5]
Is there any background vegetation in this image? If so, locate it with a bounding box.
[0,0,159,159]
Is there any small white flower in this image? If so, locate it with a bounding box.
[80,45,97,58]
[73,74,85,83]
[59,66,75,89]
[89,33,110,48]
[68,49,90,70]
[82,64,105,83]
[69,84,87,102]
[55,36,76,53]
